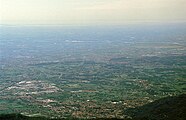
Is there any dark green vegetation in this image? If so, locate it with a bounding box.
[0,113,48,120]
[0,24,186,119]
[127,94,186,120]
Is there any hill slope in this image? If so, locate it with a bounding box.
[127,94,186,120]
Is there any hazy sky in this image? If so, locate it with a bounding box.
[0,0,186,25]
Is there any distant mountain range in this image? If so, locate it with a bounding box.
[0,94,185,120]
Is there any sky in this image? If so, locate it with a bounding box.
[0,0,186,25]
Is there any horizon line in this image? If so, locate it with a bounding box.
[1,21,186,27]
